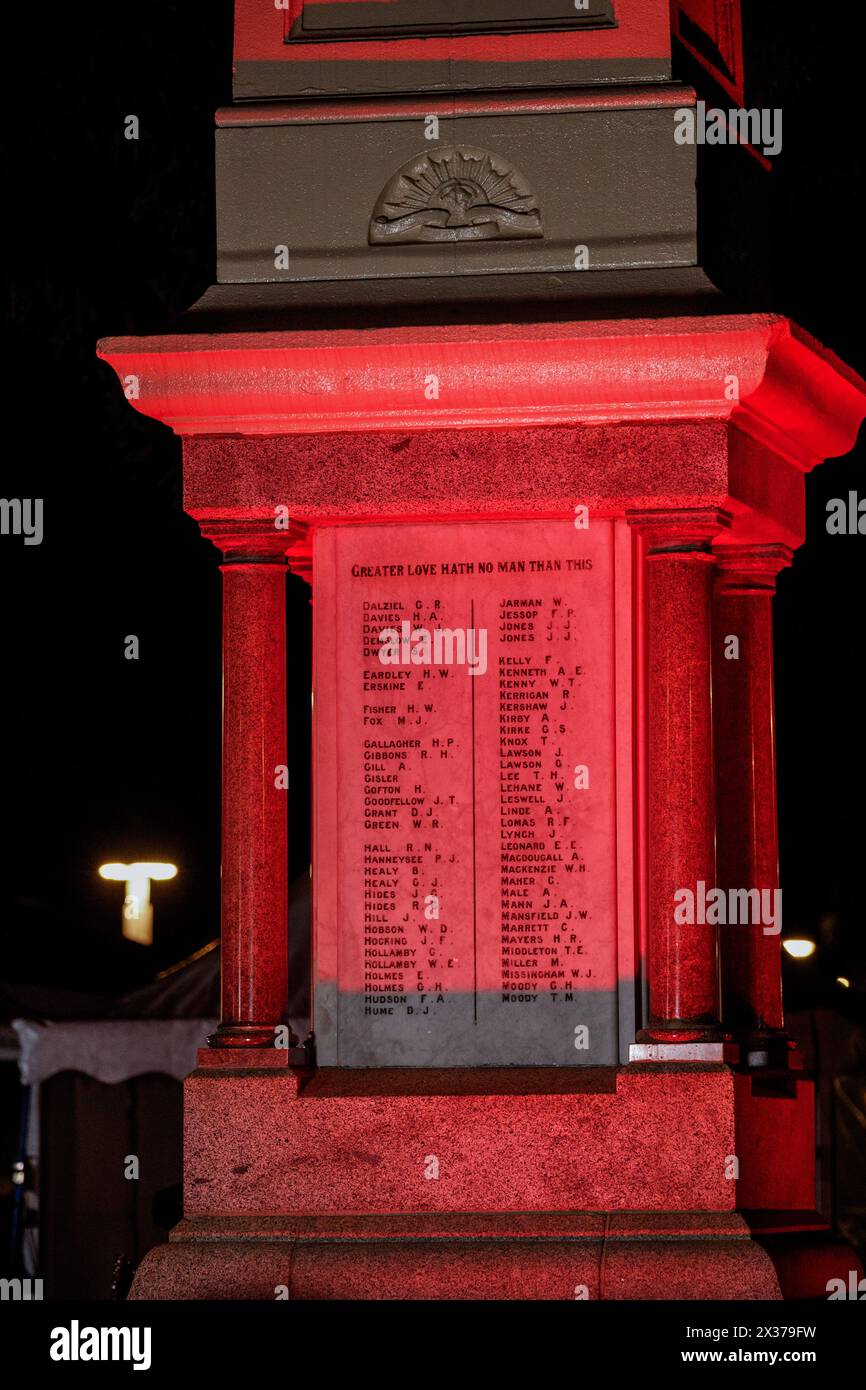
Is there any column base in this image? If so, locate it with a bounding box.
[636,1018,724,1045]
[207,1022,313,1059]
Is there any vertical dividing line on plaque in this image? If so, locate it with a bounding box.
[471,596,478,1024]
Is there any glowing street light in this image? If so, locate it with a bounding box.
[99,862,177,945]
[782,937,816,961]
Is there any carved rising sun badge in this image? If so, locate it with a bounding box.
[369,146,543,245]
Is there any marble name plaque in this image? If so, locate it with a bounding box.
[313,518,635,1065]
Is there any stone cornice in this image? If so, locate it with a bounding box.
[97,314,866,471]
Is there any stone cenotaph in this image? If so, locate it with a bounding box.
[99,0,866,1298]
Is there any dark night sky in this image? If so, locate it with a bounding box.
[2,3,864,1015]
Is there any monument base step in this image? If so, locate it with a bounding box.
[129,1211,782,1300]
[183,1058,815,1215]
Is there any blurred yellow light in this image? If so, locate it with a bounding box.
[837,976,851,989]
[782,938,816,960]
[99,862,177,946]
[99,861,177,881]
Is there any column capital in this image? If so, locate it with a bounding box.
[626,507,732,553]
[198,518,309,567]
[713,542,794,595]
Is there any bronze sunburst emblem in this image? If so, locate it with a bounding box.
[369,145,543,245]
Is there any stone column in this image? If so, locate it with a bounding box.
[713,543,793,1060]
[628,508,730,1050]
[212,542,289,1047]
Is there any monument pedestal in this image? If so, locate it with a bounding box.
[130,1052,789,1299]
[127,1048,833,1299]
[178,1055,818,1217]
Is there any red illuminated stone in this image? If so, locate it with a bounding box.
[95,0,866,1304]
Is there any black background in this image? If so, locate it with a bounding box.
[2,1,863,1018]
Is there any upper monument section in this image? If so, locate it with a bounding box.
[218,1,692,289]
[233,0,672,99]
